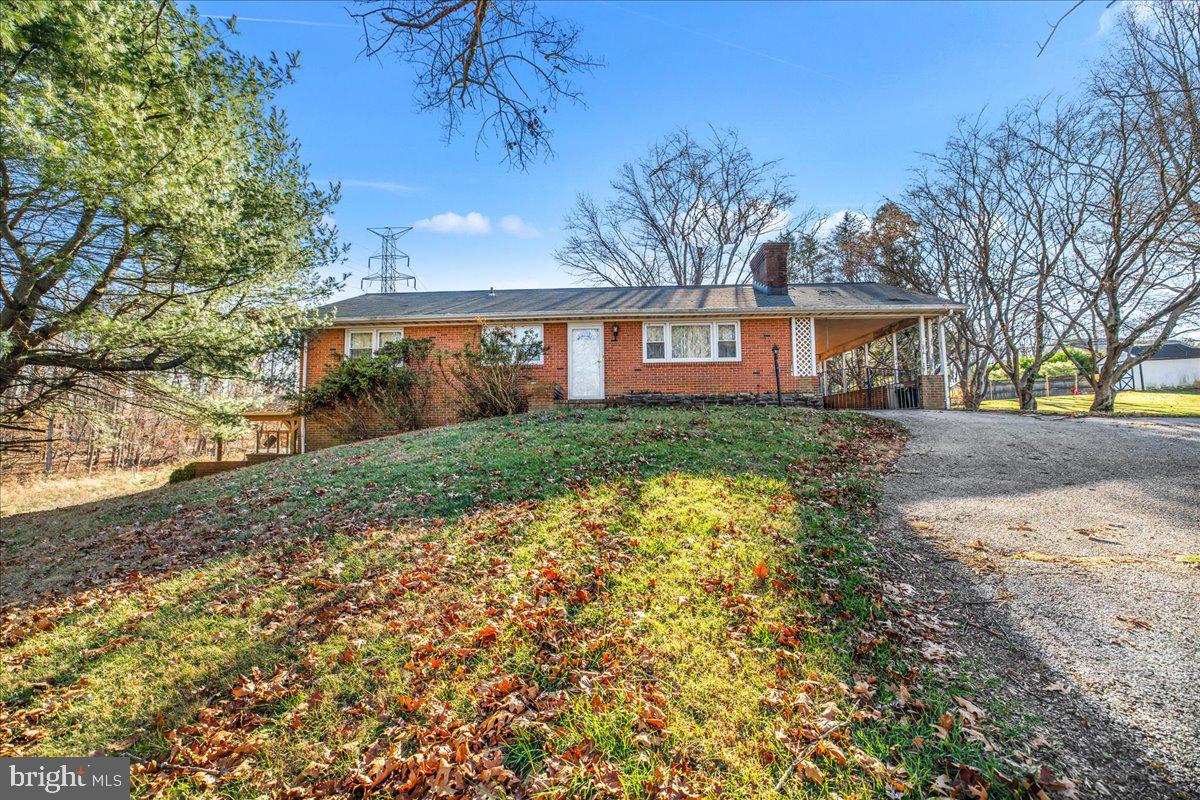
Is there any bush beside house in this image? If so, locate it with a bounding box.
[298,338,434,443]
[298,332,548,448]
[441,328,548,420]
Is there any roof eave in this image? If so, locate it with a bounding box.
[325,304,965,326]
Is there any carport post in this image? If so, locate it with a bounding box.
[891,332,899,380]
[938,316,950,408]
[918,316,928,374]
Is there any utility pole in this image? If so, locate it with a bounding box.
[361,227,417,293]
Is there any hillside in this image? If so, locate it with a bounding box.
[0,407,1070,798]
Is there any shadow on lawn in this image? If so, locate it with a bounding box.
[4,459,955,798]
[0,409,877,763]
[0,408,846,608]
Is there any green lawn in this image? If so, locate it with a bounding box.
[980,389,1200,416]
[0,407,1066,798]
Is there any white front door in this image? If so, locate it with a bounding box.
[568,324,604,400]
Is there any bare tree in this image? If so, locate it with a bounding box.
[780,208,836,283]
[900,178,995,410]
[1059,1,1200,411]
[901,109,1095,411]
[987,107,1095,409]
[354,1,599,170]
[556,128,795,286]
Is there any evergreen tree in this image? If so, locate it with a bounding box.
[0,1,342,434]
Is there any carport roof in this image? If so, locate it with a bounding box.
[318,282,963,324]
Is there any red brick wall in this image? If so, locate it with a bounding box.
[919,374,949,409]
[602,317,818,396]
[300,317,819,450]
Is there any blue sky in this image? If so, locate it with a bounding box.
[192,0,1126,300]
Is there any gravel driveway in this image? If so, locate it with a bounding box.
[870,410,1199,799]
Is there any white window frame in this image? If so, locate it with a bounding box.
[482,323,545,365]
[642,320,741,363]
[344,328,404,357]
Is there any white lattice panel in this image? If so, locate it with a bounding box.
[791,317,817,376]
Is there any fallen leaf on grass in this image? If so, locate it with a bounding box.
[800,760,824,784]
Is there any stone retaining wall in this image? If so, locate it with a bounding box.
[618,391,822,409]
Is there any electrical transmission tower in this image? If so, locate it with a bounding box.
[361,226,416,293]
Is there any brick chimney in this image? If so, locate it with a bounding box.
[749,241,789,295]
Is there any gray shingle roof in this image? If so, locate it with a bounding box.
[318,282,963,323]
[1129,341,1200,361]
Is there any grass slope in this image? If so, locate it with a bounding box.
[0,408,1066,798]
[980,389,1200,416]
[1,464,179,518]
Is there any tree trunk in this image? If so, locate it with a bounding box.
[1017,381,1038,411]
[959,380,978,410]
[43,413,55,476]
[1091,381,1116,413]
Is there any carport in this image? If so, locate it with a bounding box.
[815,313,955,410]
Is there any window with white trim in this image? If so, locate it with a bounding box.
[642,321,741,363]
[345,328,404,358]
[482,323,545,365]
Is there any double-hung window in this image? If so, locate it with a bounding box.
[345,329,404,358]
[642,321,740,363]
[482,323,545,365]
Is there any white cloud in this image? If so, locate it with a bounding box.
[414,211,492,235]
[1097,1,1155,36]
[1098,4,1120,35]
[497,215,540,238]
[765,208,792,234]
[337,179,419,194]
[411,211,540,237]
[815,210,869,239]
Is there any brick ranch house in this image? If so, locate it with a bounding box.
[280,243,963,452]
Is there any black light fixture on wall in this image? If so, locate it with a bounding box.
[612,323,619,341]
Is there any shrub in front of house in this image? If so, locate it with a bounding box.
[299,338,434,440]
[441,328,546,420]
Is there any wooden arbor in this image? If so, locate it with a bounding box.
[242,408,301,458]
